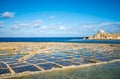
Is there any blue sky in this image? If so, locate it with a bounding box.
[0,0,120,37]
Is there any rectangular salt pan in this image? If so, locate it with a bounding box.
[55,61,76,66]
[6,61,18,65]
[29,54,49,59]
[9,62,29,68]
[27,59,46,64]
[0,58,17,62]
[0,68,10,75]
[35,54,47,57]
[71,59,87,64]
[73,55,81,58]
[0,62,7,69]
[12,65,40,73]
[38,63,60,70]
[64,56,74,60]
[96,57,113,62]
[46,58,58,62]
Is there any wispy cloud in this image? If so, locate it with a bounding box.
[58,26,66,31]
[38,23,68,32]
[10,22,31,30]
[33,20,42,28]
[10,19,43,30]
[1,11,16,18]
[49,16,55,19]
[77,22,120,35]
[0,21,4,28]
[3,21,120,37]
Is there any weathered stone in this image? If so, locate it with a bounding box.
[85,30,120,40]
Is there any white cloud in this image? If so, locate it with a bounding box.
[9,21,120,36]
[77,22,120,34]
[33,20,42,28]
[10,19,43,30]
[10,22,31,30]
[16,22,30,27]
[1,11,16,18]
[50,23,57,26]
[10,25,19,30]
[41,26,47,29]
[49,16,55,19]
[38,23,68,32]
[59,26,66,31]
[99,22,120,26]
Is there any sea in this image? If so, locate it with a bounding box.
[0,37,120,44]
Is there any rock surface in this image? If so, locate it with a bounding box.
[85,30,120,40]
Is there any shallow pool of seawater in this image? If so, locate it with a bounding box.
[0,49,120,77]
[8,61,120,79]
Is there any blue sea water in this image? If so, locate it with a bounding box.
[0,37,120,44]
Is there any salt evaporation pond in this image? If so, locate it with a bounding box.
[0,47,120,79]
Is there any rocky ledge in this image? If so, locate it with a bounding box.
[85,30,120,40]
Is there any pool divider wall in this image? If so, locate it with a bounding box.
[52,62,63,68]
[68,60,81,65]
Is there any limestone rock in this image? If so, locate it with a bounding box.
[85,30,120,40]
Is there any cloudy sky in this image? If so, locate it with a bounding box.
[0,0,120,37]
